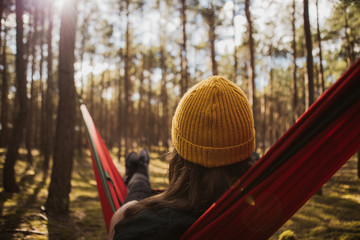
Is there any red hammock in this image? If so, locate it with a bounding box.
[81,59,360,238]
[80,104,127,231]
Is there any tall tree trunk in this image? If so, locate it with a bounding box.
[232,0,238,83]
[124,0,132,155]
[314,62,319,98]
[343,3,352,67]
[160,29,169,149]
[1,25,9,147]
[89,56,95,115]
[78,22,87,157]
[0,0,3,64]
[315,0,324,94]
[261,88,266,154]
[245,0,258,144]
[103,97,108,144]
[100,71,105,136]
[180,0,189,96]
[155,102,161,146]
[291,0,298,123]
[0,0,4,147]
[46,0,78,213]
[0,0,3,57]
[275,93,281,141]
[43,0,54,172]
[26,4,39,166]
[268,57,274,146]
[305,0,322,193]
[303,0,314,107]
[242,61,249,96]
[117,53,123,161]
[3,0,27,192]
[39,5,45,157]
[146,74,153,150]
[207,4,217,76]
[342,3,360,179]
[138,53,145,145]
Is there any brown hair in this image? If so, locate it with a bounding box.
[124,148,252,219]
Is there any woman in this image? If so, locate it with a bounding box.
[109,76,257,240]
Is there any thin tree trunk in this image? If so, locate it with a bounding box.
[0,0,3,56]
[292,0,298,122]
[242,61,249,96]
[180,0,189,96]
[261,89,266,154]
[275,94,281,141]
[303,0,314,107]
[268,57,274,146]
[103,98,108,144]
[0,0,4,146]
[342,3,360,179]
[314,62,319,98]
[343,4,352,67]
[315,0,324,94]
[348,26,356,65]
[232,0,238,83]
[138,53,145,145]
[46,0,78,213]
[3,0,27,192]
[89,56,95,115]
[26,4,39,166]
[160,29,169,149]
[306,1,322,194]
[124,0,132,155]
[146,74,152,151]
[100,71,105,136]
[78,23,87,157]
[245,0,257,144]
[39,5,45,157]
[117,54,123,161]
[1,25,9,147]
[156,102,161,146]
[129,99,135,150]
[43,0,54,172]
[207,4,217,76]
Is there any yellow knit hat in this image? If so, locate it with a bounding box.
[171,76,255,167]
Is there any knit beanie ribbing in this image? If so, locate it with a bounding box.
[171,76,255,168]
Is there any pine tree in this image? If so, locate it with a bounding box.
[3,0,27,192]
[46,0,78,213]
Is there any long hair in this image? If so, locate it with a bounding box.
[124,148,253,219]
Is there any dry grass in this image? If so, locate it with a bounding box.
[0,148,359,239]
[271,156,360,240]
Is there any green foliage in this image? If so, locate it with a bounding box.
[324,0,360,64]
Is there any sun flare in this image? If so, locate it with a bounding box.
[53,0,72,11]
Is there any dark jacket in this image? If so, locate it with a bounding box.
[113,207,197,240]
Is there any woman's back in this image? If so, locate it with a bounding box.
[110,76,256,240]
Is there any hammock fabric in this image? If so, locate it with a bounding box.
[182,59,360,239]
[80,59,360,238]
[80,104,127,231]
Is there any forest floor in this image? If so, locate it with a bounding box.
[0,147,359,240]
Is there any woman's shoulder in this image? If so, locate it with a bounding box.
[113,207,197,240]
[109,201,138,240]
